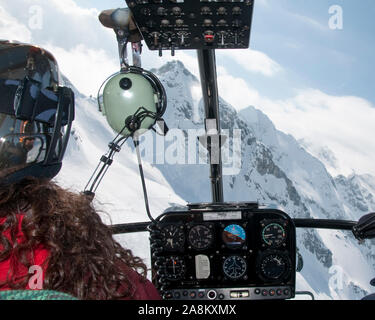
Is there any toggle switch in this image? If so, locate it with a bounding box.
[171,44,175,56]
[151,32,160,46]
[218,31,226,46]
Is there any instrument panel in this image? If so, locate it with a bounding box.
[149,203,296,300]
[124,0,255,51]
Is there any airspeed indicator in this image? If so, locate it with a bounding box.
[262,223,286,247]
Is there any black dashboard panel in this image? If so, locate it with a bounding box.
[125,0,255,51]
[149,203,296,300]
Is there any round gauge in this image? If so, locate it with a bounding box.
[161,224,185,251]
[262,223,286,247]
[164,256,185,281]
[222,224,246,248]
[222,255,247,280]
[258,252,291,281]
[188,224,214,250]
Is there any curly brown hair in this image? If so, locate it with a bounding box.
[0,177,148,300]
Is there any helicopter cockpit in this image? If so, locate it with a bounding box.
[84,0,375,301]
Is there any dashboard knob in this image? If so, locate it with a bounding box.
[175,19,184,27]
[161,19,170,27]
[232,6,242,15]
[157,7,167,16]
[201,6,211,15]
[217,7,227,15]
[172,6,182,16]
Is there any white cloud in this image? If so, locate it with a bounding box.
[44,43,119,97]
[0,5,32,43]
[218,49,282,77]
[0,0,121,96]
[0,0,110,48]
[274,90,375,176]
[218,76,375,177]
[217,68,261,110]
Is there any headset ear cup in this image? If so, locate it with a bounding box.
[99,67,167,137]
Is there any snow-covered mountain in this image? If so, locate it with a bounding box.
[58,61,375,300]
[298,139,340,177]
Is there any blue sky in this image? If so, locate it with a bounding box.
[0,0,374,177]
[248,0,375,103]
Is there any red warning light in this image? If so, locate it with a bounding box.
[204,34,215,43]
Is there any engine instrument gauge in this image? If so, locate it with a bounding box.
[222,255,247,280]
[164,256,185,281]
[222,224,246,248]
[161,224,185,251]
[188,224,214,250]
[262,223,286,247]
[258,252,291,281]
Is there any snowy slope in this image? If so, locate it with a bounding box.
[57,62,375,300]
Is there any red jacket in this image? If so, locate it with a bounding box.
[0,215,160,300]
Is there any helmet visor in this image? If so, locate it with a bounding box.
[0,41,60,88]
[0,114,62,177]
[0,42,74,184]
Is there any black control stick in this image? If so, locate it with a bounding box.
[352,212,375,241]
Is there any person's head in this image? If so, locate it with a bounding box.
[0,41,74,185]
[0,41,147,300]
[22,137,35,151]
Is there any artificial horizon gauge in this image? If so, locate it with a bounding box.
[222,255,247,280]
[164,256,185,281]
[161,224,185,251]
[262,223,287,247]
[258,252,291,282]
[222,224,246,248]
[188,224,214,250]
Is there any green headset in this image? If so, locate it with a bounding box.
[98,66,167,138]
[85,8,168,199]
[97,8,167,138]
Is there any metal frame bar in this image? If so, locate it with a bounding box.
[197,49,224,203]
[111,218,357,235]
